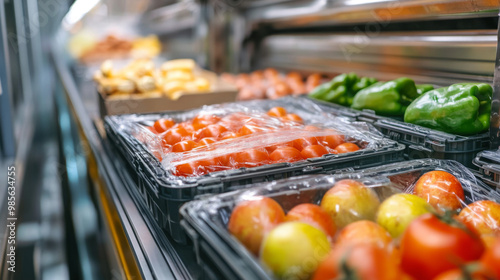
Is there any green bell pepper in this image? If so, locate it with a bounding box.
[416,84,434,95]
[309,73,377,106]
[404,83,492,135]
[350,77,418,116]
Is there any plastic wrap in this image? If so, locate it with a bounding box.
[114,97,388,180]
[180,159,500,280]
[474,149,500,188]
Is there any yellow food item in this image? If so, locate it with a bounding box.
[161,59,196,72]
[165,70,194,81]
[94,58,212,97]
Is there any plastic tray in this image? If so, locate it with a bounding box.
[307,97,490,168]
[180,159,500,280]
[473,149,500,189]
[105,97,405,243]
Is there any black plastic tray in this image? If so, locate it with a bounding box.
[180,159,500,280]
[473,150,500,189]
[308,97,490,168]
[105,97,405,243]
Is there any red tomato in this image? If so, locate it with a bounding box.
[312,243,406,280]
[414,171,465,212]
[285,203,337,242]
[400,213,485,280]
[282,114,303,123]
[481,236,500,279]
[192,114,221,130]
[434,266,495,280]
[458,200,500,236]
[335,142,360,154]
[153,118,175,133]
[301,145,329,159]
[269,147,304,163]
[335,220,393,247]
[163,126,189,146]
[293,137,318,151]
[267,107,287,117]
[171,140,196,153]
[234,149,270,168]
[228,196,285,255]
[318,134,345,149]
[197,124,228,140]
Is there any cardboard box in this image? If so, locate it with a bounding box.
[98,75,238,116]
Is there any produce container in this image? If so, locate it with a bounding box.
[105,96,404,242]
[473,149,500,189]
[180,159,500,280]
[98,70,238,116]
[307,93,490,169]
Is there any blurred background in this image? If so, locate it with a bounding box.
[0,0,499,279]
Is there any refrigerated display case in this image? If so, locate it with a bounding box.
[44,1,500,279]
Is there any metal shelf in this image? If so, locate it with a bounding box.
[51,32,200,280]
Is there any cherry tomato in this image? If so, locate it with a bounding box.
[163,126,188,146]
[196,137,216,147]
[269,147,304,163]
[146,126,158,134]
[335,142,360,154]
[177,122,195,134]
[174,161,201,177]
[220,132,240,140]
[267,107,287,118]
[281,114,303,123]
[312,243,406,280]
[481,236,500,279]
[292,137,318,151]
[318,134,345,149]
[265,142,294,153]
[301,145,329,159]
[192,114,221,130]
[400,213,485,280]
[238,124,267,136]
[196,157,219,173]
[234,149,270,168]
[171,140,196,153]
[196,124,228,140]
[153,118,175,133]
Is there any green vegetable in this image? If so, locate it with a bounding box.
[404,83,492,135]
[350,77,418,116]
[416,84,434,95]
[309,73,377,106]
